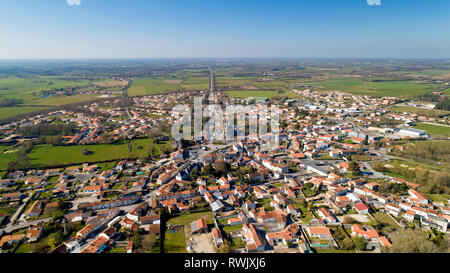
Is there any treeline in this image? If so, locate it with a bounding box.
[6,142,33,171]
[396,141,450,163]
[17,122,77,136]
[373,162,450,195]
[435,99,450,111]
[416,93,442,102]
[0,98,24,107]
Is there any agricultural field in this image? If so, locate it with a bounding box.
[413,123,450,138]
[225,90,282,98]
[0,138,172,170]
[127,78,183,96]
[0,76,117,120]
[0,77,91,103]
[31,94,103,106]
[389,105,450,117]
[309,77,442,99]
[0,106,50,120]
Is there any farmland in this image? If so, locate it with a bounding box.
[0,138,172,170]
[389,106,450,117]
[311,77,442,99]
[0,76,117,120]
[225,90,283,98]
[0,106,50,120]
[128,78,182,96]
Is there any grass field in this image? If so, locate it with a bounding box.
[313,77,442,99]
[128,78,181,96]
[0,106,50,120]
[413,123,450,137]
[32,94,104,106]
[0,77,91,103]
[225,90,284,98]
[167,211,214,226]
[426,194,449,205]
[390,105,450,117]
[0,147,18,171]
[372,212,401,228]
[0,138,172,170]
[164,228,186,253]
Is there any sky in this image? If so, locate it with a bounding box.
[0,0,449,59]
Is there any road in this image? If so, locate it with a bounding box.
[1,217,52,234]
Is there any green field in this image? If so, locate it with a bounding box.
[0,77,91,103]
[312,77,442,98]
[413,123,450,137]
[225,90,285,98]
[128,78,182,96]
[0,106,50,120]
[167,211,214,226]
[390,105,450,117]
[0,77,104,120]
[164,228,186,253]
[372,212,401,228]
[0,138,172,170]
[31,94,104,106]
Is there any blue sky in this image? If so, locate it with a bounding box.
[0,0,449,59]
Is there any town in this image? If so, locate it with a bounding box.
[0,63,449,254]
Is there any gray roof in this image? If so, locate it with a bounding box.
[211,200,224,212]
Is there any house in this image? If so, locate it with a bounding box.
[212,228,223,248]
[0,234,25,248]
[306,226,333,240]
[242,223,265,252]
[140,215,161,225]
[265,223,301,246]
[190,218,208,234]
[354,202,369,214]
[317,207,338,224]
[27,225,44,242]
[24,200,43,218]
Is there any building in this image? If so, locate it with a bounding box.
[190,218,208,234]
[399,128,427,138]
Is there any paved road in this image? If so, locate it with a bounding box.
[1,217,52,234]
[7,196,32,227]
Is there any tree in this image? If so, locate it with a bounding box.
[383,229,446,253]
[203,165,215,176]
[217,239,231,253]
[340,237,355,250]
[47,237,60,249]
[353,236,367,251]
[133,233,141,249]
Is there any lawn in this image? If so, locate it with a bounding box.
[372,212,401,228]
[167,211,214,226]
[316,248,356,253]
[14,243,34,253]
[426,194,449,205]
[413,123,450,137]
[223,224,243,233]
[164,228,186,253]
[230,236,246,250]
